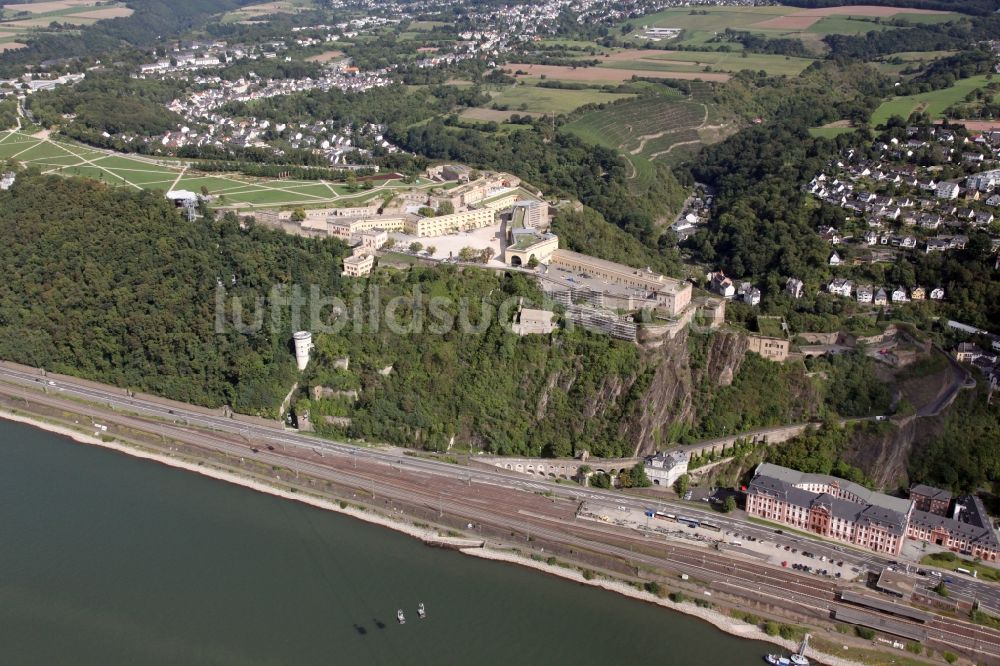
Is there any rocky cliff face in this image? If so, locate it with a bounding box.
[842,413,948,491]
[621,329,749,457]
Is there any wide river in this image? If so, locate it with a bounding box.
[0,418,775,665]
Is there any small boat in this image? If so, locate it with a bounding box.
[397,609,406,625]
[764,657,808,666]
[764,634,810,666]
[417,602,426,619]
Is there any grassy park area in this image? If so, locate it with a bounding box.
[0,130,420,209]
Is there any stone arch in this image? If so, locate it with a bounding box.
[510,255,522,267]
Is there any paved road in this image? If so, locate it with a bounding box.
[3,365,1000,653]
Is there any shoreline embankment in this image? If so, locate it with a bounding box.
[0,409,862,666]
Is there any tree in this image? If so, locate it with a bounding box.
[291,208,306,222]
[527,255,539,269]
[436,201,454,215]
[200,185,209,197]
[590,472,611,489]
[674,474,690,496]
[723,495,737,513]
[630,462,651,488]
[933,582,949,597]
[383,237,396,249]
[458,246,477,262]
[479,247,493,263]
[425,245,436,256]
[418,206,436,217]
[408,241,423,253]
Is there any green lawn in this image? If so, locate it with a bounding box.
[809,126,856,138]
[805,16,897,35]
[871,74,996,126]
[0,131,480,208]
[619,5,964,49]
[488,85,634,114]
[920,552,1000,583]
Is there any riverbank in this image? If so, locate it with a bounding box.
[0,408,861,666]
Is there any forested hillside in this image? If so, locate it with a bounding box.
[294,267,650,457]
[0,172,347,414]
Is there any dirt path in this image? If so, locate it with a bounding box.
[649,139,704,159]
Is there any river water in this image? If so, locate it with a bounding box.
[0,419,774,665]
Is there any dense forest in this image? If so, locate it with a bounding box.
[822,14,1000,58]
[0,172,347,414]
[28,71,186,147]
[909,389,1000,494]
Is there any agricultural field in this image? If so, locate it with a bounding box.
[870,50,957,78]
[220,0,314,24]
[595,48,816,77]
[505,63,731,83]
[808,126,857,139]
[870,74,998,126]
[0,0,131,48]
[563,82,730,177]
[622,5,963,51]
[484,85,635,115]
[0,130,426,210]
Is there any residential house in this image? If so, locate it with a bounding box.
[829,252,843,266]
[891,286,908,303]
[820,226,842,245]
[974,211,994,227]
[856,284,873,304]
[930,287,945,300]
[643,451,689,488]
[874,288,888,306]
[936,182,960,200]
[926,238,950,253]
[738,282,761,306]
[785,278,804,299]
[709,271,735,299]
[910,286,925,301]
[918,213,941,230]
[865,230,879,245]
[828,278,853,297]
